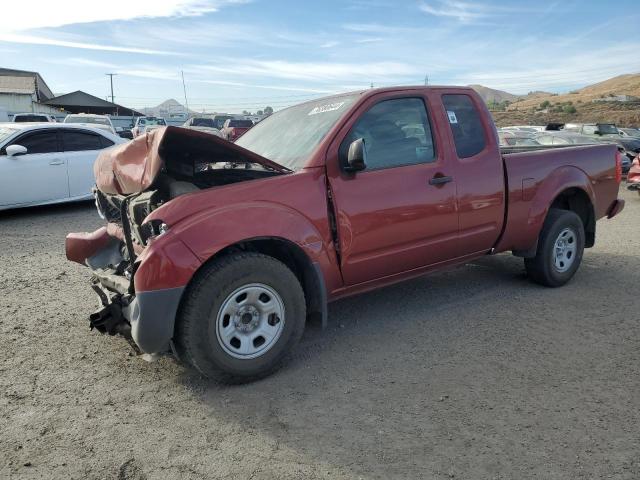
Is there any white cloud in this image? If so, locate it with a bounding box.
[0,32,177,55]
[194,59,421,82]
[418,0,541,24]
[418,1,490,23]
[4,0,249,32]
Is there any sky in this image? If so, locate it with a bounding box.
[2,0,640,113]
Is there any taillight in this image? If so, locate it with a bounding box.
[615,150,622,184]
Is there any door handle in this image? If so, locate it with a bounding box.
[49,160,64,165]
[429,175,453,186]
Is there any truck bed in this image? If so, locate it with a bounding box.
[496,143,620,254]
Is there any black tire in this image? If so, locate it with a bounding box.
[175,252,306,383]
[525,208,585,287]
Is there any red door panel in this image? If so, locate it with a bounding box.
[326,93,460,286]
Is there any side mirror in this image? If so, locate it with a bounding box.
[344,138,367,172]
[6,144,27,157]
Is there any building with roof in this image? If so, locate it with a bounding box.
[0,67,60,117]
[43,90,143,117]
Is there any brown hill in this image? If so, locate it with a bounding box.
[507,73,640,110]
[491,73,640,127]
[469,85,521,104]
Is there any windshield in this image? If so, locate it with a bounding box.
[235,94,359,170]
[229,119,253,128]
[141,117,166,126]
[213,116,232,129]
[597,124,619,135]
[191,118,216,128]
[0,126,18,143]
[65,115,110,126]
[14,115,47,122]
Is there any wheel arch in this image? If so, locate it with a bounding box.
[178,236,328,332]
[549,187,595,247]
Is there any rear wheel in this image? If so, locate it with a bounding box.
[175,252,306,383]
[525,208,585,287]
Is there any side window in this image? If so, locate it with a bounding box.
[536,135,553,145]
[99,136,115,148]
[342,97,436,171]
[442,94,486,158]
[63,130,103,151]
[14,131,58,154]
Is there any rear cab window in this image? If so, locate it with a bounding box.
[442,94,487,158]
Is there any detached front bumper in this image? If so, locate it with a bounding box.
[65,227,200,354]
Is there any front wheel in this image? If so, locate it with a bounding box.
[525,208,585,287]
[175,252,306,383]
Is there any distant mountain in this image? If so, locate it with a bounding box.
[469,85,521,104]
[492,73,640,128]
[510,73,640,110]
[140,98,195,117]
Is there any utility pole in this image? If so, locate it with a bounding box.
[181,71,189,113]
[106,73,117,103]
[424,74,429,86]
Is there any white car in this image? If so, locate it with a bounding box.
[64,113,116,135]
[131,116,167,138]
[0,123,125,211]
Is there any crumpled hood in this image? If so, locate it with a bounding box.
[94,126,290,195]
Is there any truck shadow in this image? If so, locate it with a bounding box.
[171,250,637,478]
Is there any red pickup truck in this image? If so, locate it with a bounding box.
[220,118,254,142]
[66,87,624,382]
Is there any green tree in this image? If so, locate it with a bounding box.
[563,105,577,114]
[540,100,551,109]
[264,106,274,115]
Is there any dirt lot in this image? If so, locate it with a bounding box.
[1,189,639,480]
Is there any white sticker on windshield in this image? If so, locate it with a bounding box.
[447,110,458,124]
[308,102,345,116]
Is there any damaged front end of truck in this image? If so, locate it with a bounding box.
[65,126,290,356]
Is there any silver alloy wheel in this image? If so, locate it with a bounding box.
[215,283,285,360]
[553,227,577,273]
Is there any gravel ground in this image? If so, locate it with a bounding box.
[1,189,638,480]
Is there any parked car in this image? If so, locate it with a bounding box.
[182,126,224,138]
[619,127,640,139]
[0,123,124,210]
[627,155,640,195]
[12,113,57,123]
[564,123,622,138]
[220,118,254,141]
[66,86,624,382]
[501,125,545,133]
[131,116,167,138]
[211,114,235,130]
[534,132,601,146]
[535,132,632,173]
[616,138,640,170]
[498,130,541,147]
[64,113,116,135]
[115,127,134,140]
[183,117,217,128]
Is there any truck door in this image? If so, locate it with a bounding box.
[326,94,459,286]
[441,93,505,256]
